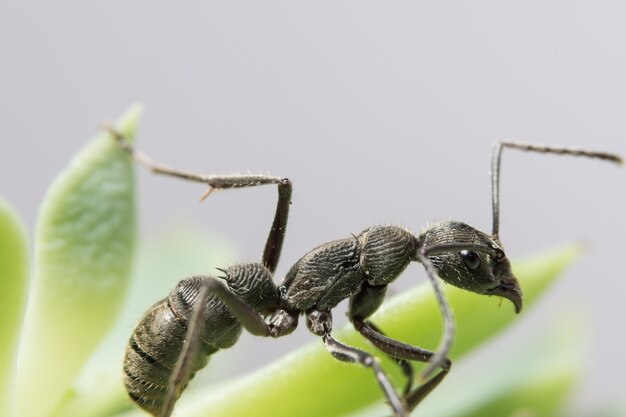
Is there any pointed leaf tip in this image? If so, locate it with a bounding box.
[17,105,141,417]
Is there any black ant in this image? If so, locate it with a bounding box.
[108,127,621,417]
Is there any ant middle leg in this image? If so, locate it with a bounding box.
[360,321,416,395]
[105,127,292,273]
[353,318,451,412]
[349,283,421,395]
[349,283,451,412]
[306,310,409,417]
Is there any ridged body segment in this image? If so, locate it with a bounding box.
[123,276,242,415]
[358,225,417,286]
[282,237,361,311]
[281,225,416,311]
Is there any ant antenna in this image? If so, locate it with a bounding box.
[491,141,622,239]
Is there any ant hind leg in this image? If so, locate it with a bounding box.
[104,126,292,273]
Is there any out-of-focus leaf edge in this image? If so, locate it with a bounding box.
[0,197,30,417]
[17,104,142,417]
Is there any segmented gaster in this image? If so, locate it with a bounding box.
[123,276,241,415]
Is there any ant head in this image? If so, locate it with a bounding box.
[419,221,522,313]
[219,263,280,314]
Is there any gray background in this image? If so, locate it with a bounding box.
[1,1,624,415]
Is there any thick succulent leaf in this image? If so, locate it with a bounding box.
[457,373,575,417]
[0,197,30,417]
[111,243,580,417]
[416,318,582,417]
[351,313,583,417]
[16,106,141,417]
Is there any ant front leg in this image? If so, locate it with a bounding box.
[349,283,451,412]
[306,310,409,417]
[105,127,292,273]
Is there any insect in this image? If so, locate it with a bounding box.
[108,127,621,417]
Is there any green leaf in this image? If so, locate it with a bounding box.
[112,243,580,417]
[0,197,30,417]
[416,316,583,417]
[351,312,583,417]
[457,373,575,417]
[16,105,141,417]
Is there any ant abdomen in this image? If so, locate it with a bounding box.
[123,276,242,415]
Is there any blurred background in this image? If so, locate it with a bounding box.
[1,2,624,415]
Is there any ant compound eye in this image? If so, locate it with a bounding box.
[459,250,481,270]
